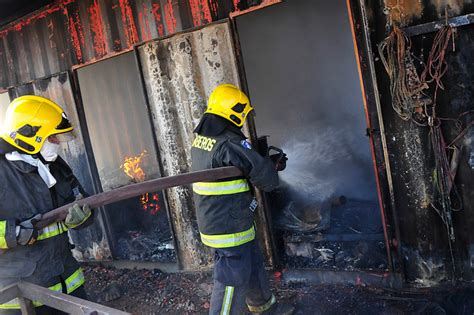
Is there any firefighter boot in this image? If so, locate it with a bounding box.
[261,302,295,315]
[248,295,295,315]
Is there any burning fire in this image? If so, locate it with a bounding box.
[121,150,148,182]
[121,150,160,215]
[140,193,161,215]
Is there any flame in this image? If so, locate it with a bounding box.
[140,193,161,215]
[121,150,148,182]
[120,150,160,215]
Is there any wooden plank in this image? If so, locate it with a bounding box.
[0,283,20,304]
[17,282,129,315]
[18,296,36,315]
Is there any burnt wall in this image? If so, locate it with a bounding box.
[0,0,273,89]
[363,0,474,283]
[138,21,241,269]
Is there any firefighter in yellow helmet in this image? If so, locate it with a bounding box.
[0,96,93,314]
[191,84,293,315]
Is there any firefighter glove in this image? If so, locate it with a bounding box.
[16,214,42,246]
[65,204,92,228]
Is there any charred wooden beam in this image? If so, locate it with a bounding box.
[283,269,403,289]
[284,233,385,243]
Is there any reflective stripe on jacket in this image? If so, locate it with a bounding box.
[191,128,278,248]
[193,179,250,196]
[200,225,256,248]
[37,222,69,241]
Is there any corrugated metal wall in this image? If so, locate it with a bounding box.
[0,0,268,89]
[7,72,113,261]
[138,21,240,269]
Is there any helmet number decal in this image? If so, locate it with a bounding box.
[35,136,42,143]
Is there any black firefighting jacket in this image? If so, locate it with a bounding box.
[191,127,278,248]
[0,154,91,295]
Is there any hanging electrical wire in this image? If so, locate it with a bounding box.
[379,24,460,274]
[378,26,431,121]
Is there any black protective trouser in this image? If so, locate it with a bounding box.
[209,239,275,315]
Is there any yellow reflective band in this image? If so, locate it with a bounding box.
[37,222,68,241]
[0,221,7,249]
[247,294,276,313]
[220,286,234,315]
[200,226,255,248]
[193,179,250,196]
[65,268,85,294]
[0,281,63,309]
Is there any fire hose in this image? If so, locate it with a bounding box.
[0,166,242,254]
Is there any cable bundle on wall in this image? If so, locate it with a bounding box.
[379,24,462,273]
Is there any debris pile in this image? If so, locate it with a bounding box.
[115,228,176,262]
[84,265,211,314]
[83,265,474,314]
[278,199,388,270]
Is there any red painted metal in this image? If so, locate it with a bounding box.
[66,11,84,63]
[88,0,108,57]
[152,3,165,37]
[189,0,212,27]
[118,0,139,47]
[164,0,177,35]
[233,0,240,11]
[0,0,275,88]
[139,3,153,41]
[229,0,282,18]
[209,0,219,17]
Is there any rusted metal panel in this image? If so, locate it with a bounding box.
[7,72,113,262]
[0,0,270,89]
[137,21,240,270]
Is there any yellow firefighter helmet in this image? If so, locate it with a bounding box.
[205,84,253,127]
[0,95,73,154]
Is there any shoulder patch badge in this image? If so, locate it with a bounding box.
[241,139,252,150]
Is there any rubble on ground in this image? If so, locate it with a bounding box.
[83,265,474,314]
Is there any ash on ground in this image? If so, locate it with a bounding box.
[83,265,474,314]
[276,199,388,270]
[114,228,176,263]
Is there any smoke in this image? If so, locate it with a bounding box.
[279,126,378,203]
[237,0,379,206]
